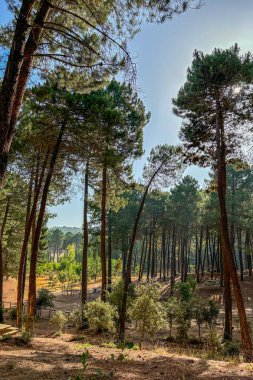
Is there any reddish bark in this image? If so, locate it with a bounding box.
[26,121,66,330]
[100,164,107,301]
[16,153,49,327]
[216,100,252,360]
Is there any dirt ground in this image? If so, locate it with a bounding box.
[1,328,253,380]
[2,274,253,379]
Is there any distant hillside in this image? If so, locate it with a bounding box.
[50,226,82,234]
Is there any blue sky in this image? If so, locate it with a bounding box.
[1,0,253,227]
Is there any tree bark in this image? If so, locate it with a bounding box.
[100,163,107,301]
[118,163,163,341]
[26,120,66,330]
[17,153,48,327]
[107,209,112,292]
[0,194,11,322]
[81,161,89,304]
[0,1,51,188]
[216,99,252,360]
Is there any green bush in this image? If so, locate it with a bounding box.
[221,341,241,356]
[69,306,84,330]
[36,288,55,309]
[129,282,167,349]
[107,279,135,322]
[15,331,33,345]
[86,299,117,332]
[175,301,193,342]
[164,297,179,338]
[176,282,193,302]
[9,307,17,321]
[50,310,67,332]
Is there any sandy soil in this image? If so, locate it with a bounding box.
[0,330,253,380]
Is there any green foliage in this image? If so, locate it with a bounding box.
[9,307,17,321]
[175,301,193,342]
[50,310,67,332]
[107,279,135,321]
[86,299,117,332]
[129,282,167,348]
[81,349,90,370]
[175,282,193,302]
[69,306,84,330]
[221,341,241,356]
[16,331,33,345]
[36,288,55,309]
[164,297,179,338]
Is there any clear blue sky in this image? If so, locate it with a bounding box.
[1,0,253,227]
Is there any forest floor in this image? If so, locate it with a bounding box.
[1,274,253,379]
[1,321,253,380]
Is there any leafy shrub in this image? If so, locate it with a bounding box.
[36,288,55,309]
[107,279,135,322]
[9,307,17,322]
[81,349,89,369]
[69,306,84,330]
[15,331,32,345]
[129,282,167,349]
[221,341,241,356]
[176,282,193,302]
[175,301,193,342]
[164,297,179,338]
[86,299,117,332]
[50,310,67,332]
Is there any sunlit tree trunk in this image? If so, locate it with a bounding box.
[216,99,252,359]
[100,163,107,301]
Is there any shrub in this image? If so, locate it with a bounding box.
[129,282,167,349]
[36,288,55,309]
[69,306,84,330]
[221,341,241,356]
[81,349,89,370]
[86,299,117,332]
[9,307,17,322]
[50,310,67,333]
[107,279,135,322]
[164,297,179,338]
[15,331,32,345]
[175,301,193,342]
[176,282,193,302]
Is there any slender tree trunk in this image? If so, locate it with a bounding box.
[237,227,244,281]
[81,161,89,304]
[100,163,107,301]
[216,100,252,360]
[107,209,112,292]
[17,153,48,327]
[0,1,51,188]
[119,163,163,341]
[170,225,176,294]
[0,194,11,322]
[26,121,66,330]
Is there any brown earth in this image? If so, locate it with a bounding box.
[1,326,253,380]
[1,274,253,379]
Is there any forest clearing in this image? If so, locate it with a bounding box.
[1,0,253,379]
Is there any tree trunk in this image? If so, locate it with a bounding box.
[81,161,89,304]
[0,194,11,322]
[118,163,163,341]
[107,209,112,292]
[100,163,107,301]
[0,1,51,188]
[216,99,252,360]
[26,121,66,330]
[17,153,49,327]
